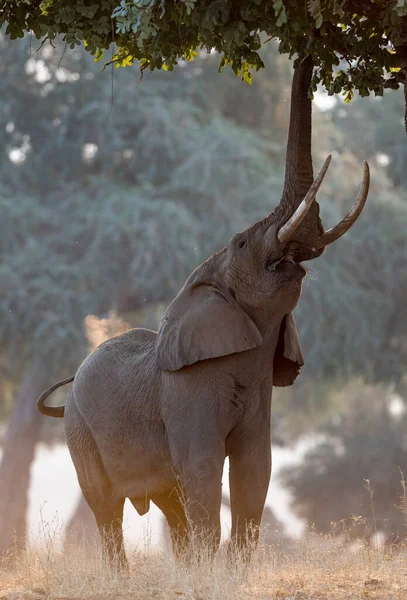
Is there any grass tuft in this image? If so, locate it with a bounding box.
[1,527,407,600]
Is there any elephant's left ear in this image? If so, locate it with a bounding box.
[273,313,304,387]
[155,277,263,371]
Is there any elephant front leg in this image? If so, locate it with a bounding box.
[228,425,271,553]
[183,454,225,552]
[167,434,225,556]
[180,454,224,554]
[164,394,226,556]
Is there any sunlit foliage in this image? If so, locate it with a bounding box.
[1,1,407,105]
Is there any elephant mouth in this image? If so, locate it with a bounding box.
[266,256,307,276]
[284,259,307,275]
[266,242,307,276]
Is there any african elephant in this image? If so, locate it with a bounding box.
[37,56,369,569]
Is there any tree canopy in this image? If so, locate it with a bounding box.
[1,1,407,119]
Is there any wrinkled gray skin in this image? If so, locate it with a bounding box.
[37,57,366,568]
[64,225,304,567]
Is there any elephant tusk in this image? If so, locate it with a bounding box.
[277,155,332,244]
[315,161,370,249]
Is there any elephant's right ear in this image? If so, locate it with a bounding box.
[273,313,304,387]
[155,281,263,371]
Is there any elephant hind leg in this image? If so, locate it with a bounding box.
[65,401,128,571]
[91,498,127,571]
[152,490,189,557]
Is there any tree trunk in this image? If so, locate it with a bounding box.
[64,493,98,550]
[0,368,47,558]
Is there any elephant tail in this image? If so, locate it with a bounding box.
[37,375,75,418]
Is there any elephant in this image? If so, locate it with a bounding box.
[37,56,370,569]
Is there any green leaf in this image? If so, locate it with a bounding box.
[343,90,354,103]
[242,70,252,84]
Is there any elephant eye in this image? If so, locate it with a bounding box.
[238,240,246,249]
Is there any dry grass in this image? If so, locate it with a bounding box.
[1,529,407,600]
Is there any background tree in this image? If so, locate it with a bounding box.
[0,32,406,552]
[280,382,407,544]
[0,34,283,556]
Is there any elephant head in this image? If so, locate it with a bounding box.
[156,55,369,386]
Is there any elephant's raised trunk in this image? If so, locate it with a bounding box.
[281,55,316,208]
[274,55,370,252]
